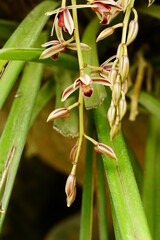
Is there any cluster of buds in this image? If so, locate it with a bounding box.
[96,7,138,140]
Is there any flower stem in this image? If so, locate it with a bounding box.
[121,0,135,44]
[71,0,84,174]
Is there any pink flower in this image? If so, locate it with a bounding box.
[88,0,122,25]
[61,74,111,101]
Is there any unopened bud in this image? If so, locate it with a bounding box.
[65,174,76,207]
[47,107,70,122]
[119,55,129,82]
[70,142,78,163]
[121,78,128,94]
[112,76,121,105]
[96,27,114,42]
[119,95,127,120]
[127,20,138,46]
[94,142,117,160]
[110,118,121,141]
[109,69,117,85]
[116,43,123,59]
[66,187,76,207]
[107,101,116,127]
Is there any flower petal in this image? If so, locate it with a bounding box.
[41,40,60,48]
[80,74,91,85]
[40,43,64,59]
[61,81,80,102]
[91,77,111,86]
[67,43,91,51]
[80,83,93,97]
[64,9,74,35]
[55,17,64,42]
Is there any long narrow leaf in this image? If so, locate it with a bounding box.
[0,1,58,110]
[30,79,55,126]
[143,115,160,240]
[80,115,94,240]
[0,62,43,230]
[96,155,109,240]
[94,99,151,239]
[0,48,78,71]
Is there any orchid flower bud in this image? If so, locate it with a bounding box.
[107,101,116,127]
[119,95,127,120]
[112,75,121,106]
[70,142,78,163]
[119,55,129,82]
[110,117,121,141]
[121,78,128,94]
[94,142,117,160]
[47,107,70,122]
[96,27,115,42]
[109,68,118,85]
[127,8,138,45]
[65,174,76,207]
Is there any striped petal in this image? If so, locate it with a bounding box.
[91,77,111,86]
[94,142,117,160]
[41,40,60,47]
[61,81,80,102]
[67,43,91,51]
[40,43,65,59]
[64,9,74,35]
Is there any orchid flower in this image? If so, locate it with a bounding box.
[45,3,93,36]
[61,74,111,102]
[87,0,122,25]
[40,19,91,60]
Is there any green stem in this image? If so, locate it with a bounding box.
[121,0,135,44]
[71,0,84,175]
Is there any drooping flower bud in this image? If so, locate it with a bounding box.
[121,78,128,94]
[112,75,121,106]
[127,20,138,46]
[109,68,117,85]
[94,142,117,160]
[119,95,127,120]
[66,187,76,207]
[107,101,116,127]
[47,107,70,122]
[96,27,114,42]
[110,117,121,141]
[119,55,129,82]
[65,174,76,207]
[70,142,78,163]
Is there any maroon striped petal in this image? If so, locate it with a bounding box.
[61,81,80,102]
[64,9,74,35]
[91,77,111,86]
[40,43,65,59]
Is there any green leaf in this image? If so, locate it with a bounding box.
[82,18,107,110]
[0,48,78,71]
[96,155,109,240]
[94,98,152,239]
[80,115,94,240]
[143,115,160,240]
[30,79,55,126]
[53,69,78,137]
[0,62,43,230]
[0,1,58,110]
[138,4,160,19]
